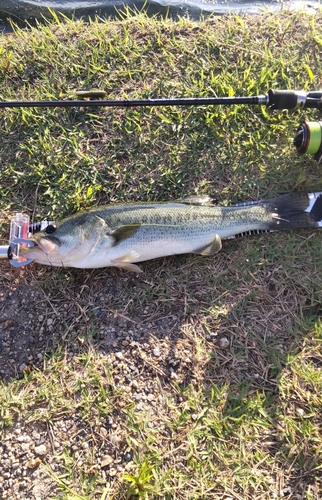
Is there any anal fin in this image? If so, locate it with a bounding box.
[115,262,143,273]
[112,251,143,273]
[193,234,222,256]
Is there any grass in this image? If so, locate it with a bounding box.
[1,7,322,500]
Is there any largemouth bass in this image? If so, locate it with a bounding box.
[21,192,322,272]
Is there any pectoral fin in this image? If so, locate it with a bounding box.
[111,224,141,246]
[194,234,222,256]
[112,251,143,273]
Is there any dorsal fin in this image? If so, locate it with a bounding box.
[176,195,214,206]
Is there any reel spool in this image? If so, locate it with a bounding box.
[294,121,322,161]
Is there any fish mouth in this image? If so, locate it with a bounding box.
[27,236,58,255]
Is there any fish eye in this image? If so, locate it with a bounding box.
[45,224,56,234]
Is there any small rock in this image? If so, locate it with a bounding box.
[34,444,47,457]
[153,348,161,357]
[109,434,121,445]
[115,352,123,360]
[17,435,31,443]
[124,452,132,462]
[296,408,305,417]
[219,337,229,349]
[101,455,114,468]
[26,457,41,469]
[99,427,108,439]
[20,443,31,452]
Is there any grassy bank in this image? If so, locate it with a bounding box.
[1,9,322,500]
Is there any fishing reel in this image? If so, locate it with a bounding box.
[294,121,322,162]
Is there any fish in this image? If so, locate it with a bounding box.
[20,192,322,272]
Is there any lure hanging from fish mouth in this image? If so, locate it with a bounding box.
[3,191,321,272]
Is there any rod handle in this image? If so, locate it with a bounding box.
[267,89,322,110]
[267,89,306,109]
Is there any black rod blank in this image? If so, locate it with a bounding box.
[0,90,321,110]
[0,96,264,109]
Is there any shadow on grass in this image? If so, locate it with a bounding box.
[1,228,322,498]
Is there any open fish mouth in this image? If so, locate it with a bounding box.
[34,237,57,254]
[26,236,60,255]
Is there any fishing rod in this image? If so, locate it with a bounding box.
[0,89,322,110]
[2,88,322,157]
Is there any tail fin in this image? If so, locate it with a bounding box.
[264,192,322,231]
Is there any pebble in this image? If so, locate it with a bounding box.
[109,434,121,445]
[100,455,114,468]
[296,408,305,417]
[99,427,108,439]
[17,435,31,443]
[34,444,47,456]
[153,347,161,357]
[26,457,41,469]
[115,352,123,360]
[219,337,229,349]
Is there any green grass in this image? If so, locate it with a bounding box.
[1,8,322,500]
